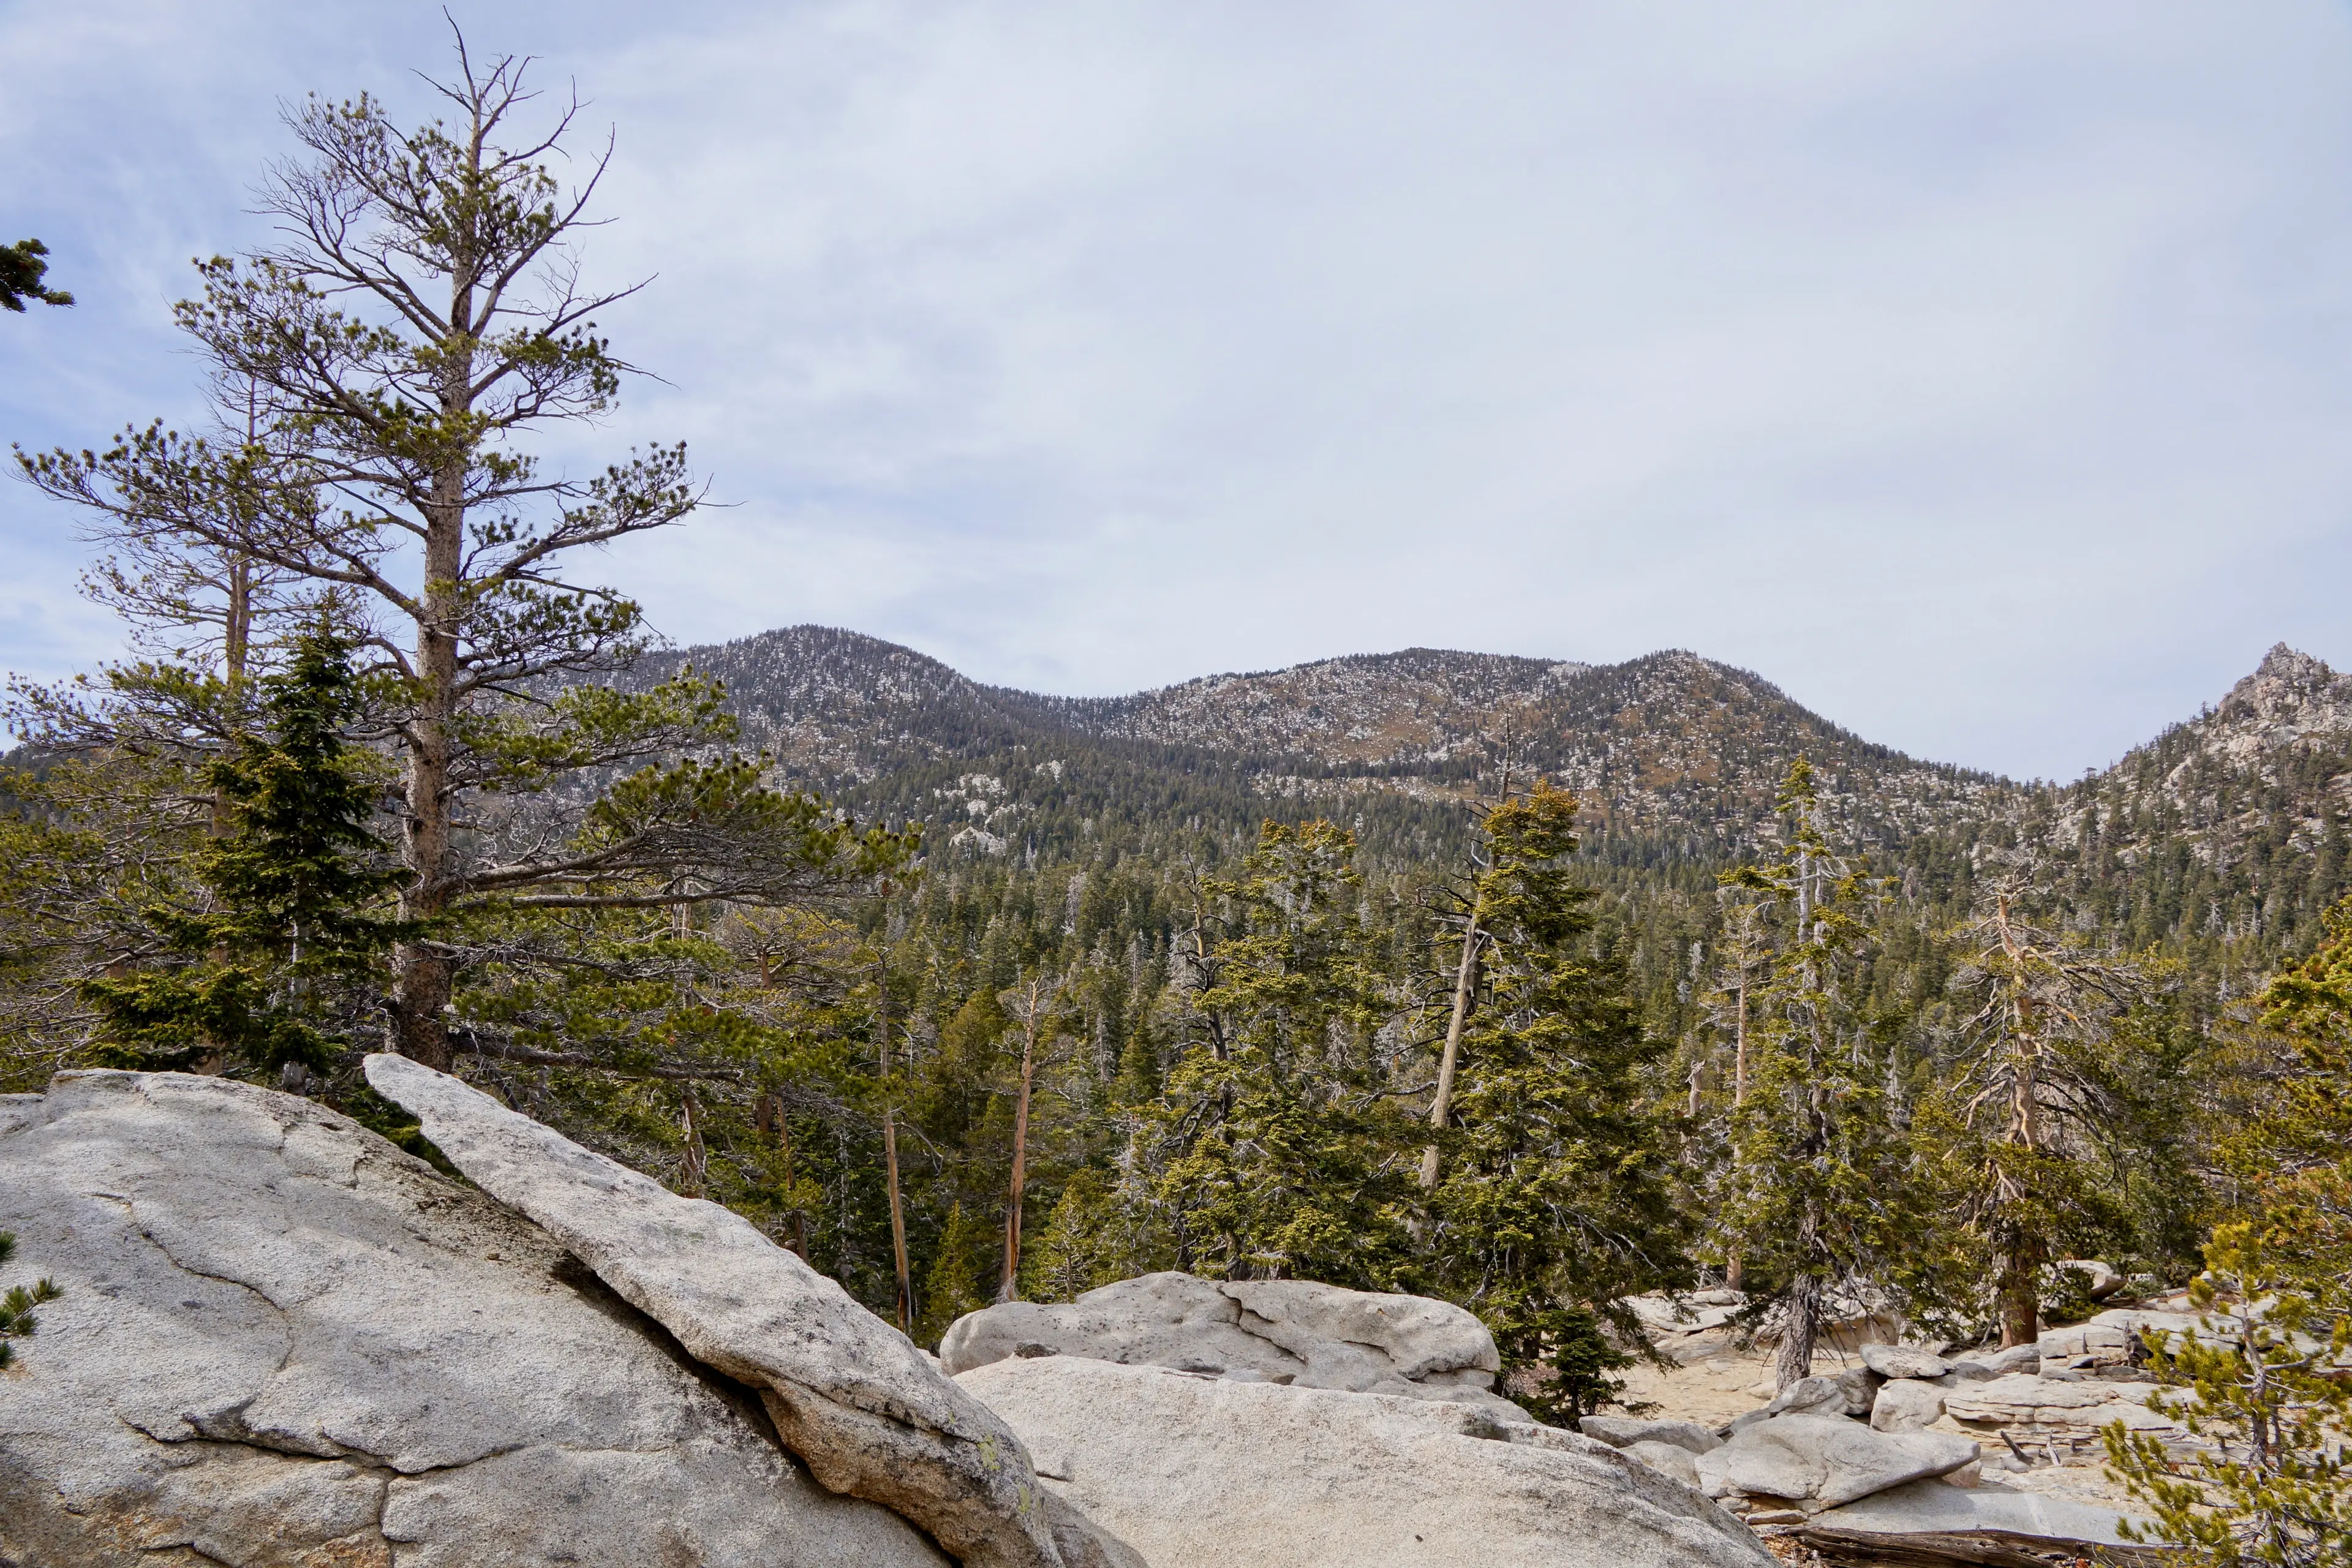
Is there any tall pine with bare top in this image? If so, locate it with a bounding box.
[18,33,769,1069]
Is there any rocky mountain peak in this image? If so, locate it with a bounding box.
[2218,644,2350,734]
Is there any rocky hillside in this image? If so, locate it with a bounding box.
[642,630,2007,852]
[633,627,2352,959]
[1997,644,2352,959]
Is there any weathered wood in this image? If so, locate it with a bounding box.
[1788,1523,2180,1567]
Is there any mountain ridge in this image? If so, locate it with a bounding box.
[630,625,2351,962]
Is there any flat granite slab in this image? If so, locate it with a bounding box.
[1800,1477,2173,1564]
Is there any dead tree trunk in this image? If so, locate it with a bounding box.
[999,978,1044,1303]
[1418,914,1482,1189]
[876,970,914,1335]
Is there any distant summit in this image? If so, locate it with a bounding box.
[627,628,2349,957]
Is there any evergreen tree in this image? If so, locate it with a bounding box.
[16,35,766,1069]
[2104,1222,2351,1567]
[0,238,71,312]
[2101,895,2352,1567]
[1148,821,1415,1284]
[0,1231,62,1371]
[1418,783,1692,1420]
[1714,758,1942,1389]
[82,628,405,1080]
[1927,884,2168,1346]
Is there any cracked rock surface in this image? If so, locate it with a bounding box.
[0,1071,945,1568]
[363,1054,1103,1568]
[956,1354,1777,1568]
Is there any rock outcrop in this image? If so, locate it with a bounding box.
[2055,1259,2124,1302]
[1859,1343,1949,1379]
[0,1071,946,1567]
[1800,1477,2166,1562]
[364,1053,1105,1568]
[1868,1377,1948,1433]
[1942,1371,2187,1461]
[1692,1414,1978,1512]
[2032,1306,2219,1370]
[938,1270,1516,1415]
[956,1352,1777,1568]
[1621,1286,1900,1365]
[1578,1415,1722,1454]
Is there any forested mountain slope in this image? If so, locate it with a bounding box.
[1984,644,2352,967]
[636,627,2352,969]
[643,630,2002,850]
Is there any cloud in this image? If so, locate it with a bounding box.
[4,1,2349,778]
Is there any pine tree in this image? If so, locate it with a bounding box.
[1149,821,1414,1284]
[1419,782,1692,1421]
[0,238,72,312]
[1714,758,1939,1389]
[81,628,405,1080]
[919,1202,994,1345]
[2105,895,2352,1565]
[0,1231,63,1370]
[1928,883,2163,1346]
[2104,1222,2352,1566]
[16,34,769,1069]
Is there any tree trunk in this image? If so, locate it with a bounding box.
[876,977,913,1335]
[1776,1269,1821,1390]
[390,536,459,1068]
[390,249,477,1069]
[1733,963,1749,1104]
[679,1090,707,1199]
[999,981,1041,1302]
[1776,1197,1823,1390]
[763,1096,810,1259]
[1992,895,2043,1350]
[1417,913,1481,1189]
[1725,952,1750,1293]
[1996,1228,2045,1349]
[884,1112,913,1334]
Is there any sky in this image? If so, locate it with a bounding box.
[3,1,2350,782]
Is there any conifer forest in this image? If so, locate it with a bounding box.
[6,36,2352,1564]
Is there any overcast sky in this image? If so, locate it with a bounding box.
[4,2,2349,780]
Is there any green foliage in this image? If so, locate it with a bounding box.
[0,238,72,312]
[919,1202,995,1346]
[1919,891,2179,1344]
[2104,1224,2351,1566]
[1516,1306,1643,1427]
[0,1230,64,1371]
[2104,895,2352,1565]
[1418,783,1691,1405]
[1022,1168,1126,1304]
[81,629,407,1079]
[1709,759,1953,1382]
[1147,820,1416,1284]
